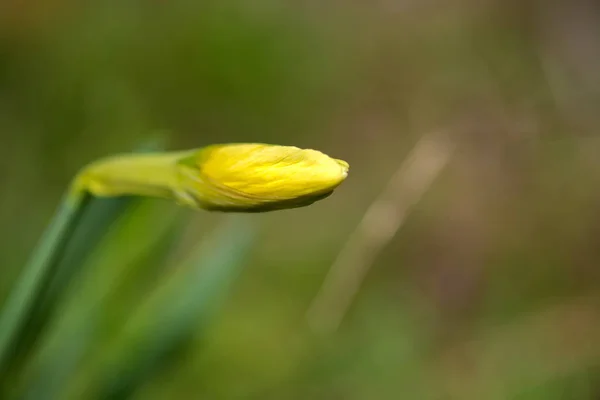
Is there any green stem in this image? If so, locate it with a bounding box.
[0,187,91,373]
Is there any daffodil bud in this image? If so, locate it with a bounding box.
[75,144,349,212]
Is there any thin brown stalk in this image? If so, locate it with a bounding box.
[306,132,455,334]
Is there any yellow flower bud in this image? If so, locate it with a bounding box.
[75,143,349,212]
[175,144,349,211]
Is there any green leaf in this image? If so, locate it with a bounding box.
[9,197,136,372]
[0,190,92,381]
[18,198,185,400]
[70,216,256,400]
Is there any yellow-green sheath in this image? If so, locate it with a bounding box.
[74,151,195,200]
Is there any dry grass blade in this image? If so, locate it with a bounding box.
[307,132,455,334]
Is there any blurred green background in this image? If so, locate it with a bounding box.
[2,0,600,399]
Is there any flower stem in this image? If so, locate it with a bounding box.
[0,186,91,373]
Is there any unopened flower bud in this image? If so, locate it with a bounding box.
[76,143,349,212]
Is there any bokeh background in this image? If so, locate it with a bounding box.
[2,0,600,399]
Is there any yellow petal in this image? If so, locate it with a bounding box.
[177,143,349,211]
